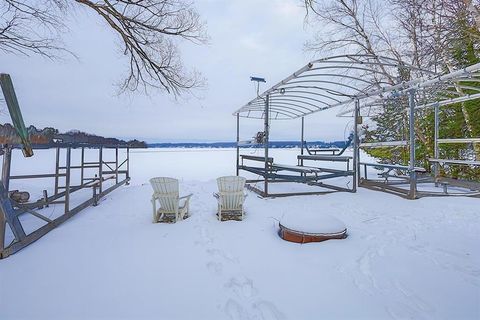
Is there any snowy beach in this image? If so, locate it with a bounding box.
[0,148,478,320]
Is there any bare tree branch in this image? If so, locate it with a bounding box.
[0,0,208,96]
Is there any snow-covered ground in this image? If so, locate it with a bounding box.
[0,148,479,320]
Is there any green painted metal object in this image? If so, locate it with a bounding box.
[0,74,33,157]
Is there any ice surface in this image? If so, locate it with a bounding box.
[0,148,479,320]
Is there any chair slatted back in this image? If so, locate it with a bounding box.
[217,176,246,210]
[150,177,179,212]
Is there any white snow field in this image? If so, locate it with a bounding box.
[0,148,479,320]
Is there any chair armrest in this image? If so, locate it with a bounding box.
[179,193,193,200]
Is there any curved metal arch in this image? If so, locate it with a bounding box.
[246,100,311,114]
[282,79,369,95]
[241,106,300,118]
[267,100,318,113]
[274,84,357,98]
[248,100,316,114]
[309,54,437,75]
[293,72,378,86]
[240,106,299,118]
[271,86,343,103]
[272,89,343,103]
[304,65,399,81]
[233,54,480,120]
[269,93,332,108]
[269,97,325,112]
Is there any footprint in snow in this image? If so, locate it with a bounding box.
[206,261,223,275]
[207,248,239,264]
[225,276,257,299]
[224,299,250,320]
[252,300,287,320]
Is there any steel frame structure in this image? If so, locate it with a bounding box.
[234,54,480,199]
[338,66,480,199]
[0,143,130,258]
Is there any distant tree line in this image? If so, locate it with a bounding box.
[0,123,147,148]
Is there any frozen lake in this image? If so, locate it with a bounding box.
[0,148,479,320]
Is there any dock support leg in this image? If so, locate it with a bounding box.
[264,95,270,196]
[65,147,71,213]
[301,117,304,156]
[126,147,130,185]
[434,104,439,186]
[408,90,417,199]
[353,99,360,192]
[54,147,60,195]
[99,147,103,193]
[236,113,240,176]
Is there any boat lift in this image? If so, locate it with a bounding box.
[0,74,131,258]
[234,54,480,199]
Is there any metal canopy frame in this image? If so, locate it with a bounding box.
[234,54,437,120]
[337,61,480,199]
[233,54,480,199]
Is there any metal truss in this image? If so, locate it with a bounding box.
[0,144,131,258]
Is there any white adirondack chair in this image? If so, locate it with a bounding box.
[213,176,247,221]
[150,177,193,223]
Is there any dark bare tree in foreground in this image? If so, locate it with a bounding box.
[0,0,207,95]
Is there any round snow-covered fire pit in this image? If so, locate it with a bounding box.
[279,212,347,243]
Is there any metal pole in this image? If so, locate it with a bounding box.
[54,147,60,195]
[98,147,103,193]
[0,204,4,252]
[126,147,130,185]
[2,146,12,194]
[301,117,305,155]
[0,146,11,252]
[65,147,71,213]
[236,113,240,176]
[264,95,270,196]
[115,147,119,184]
[81,147,85,186]
[408,90,417,199]
[434,104,439,185]
[353,99,360,192]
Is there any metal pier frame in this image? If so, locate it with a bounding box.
[0,143,131,259]
[233,54,480,200]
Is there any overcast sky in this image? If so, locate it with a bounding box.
[1,0,351,143]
